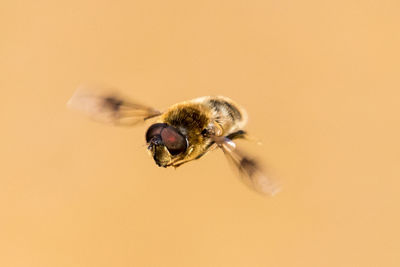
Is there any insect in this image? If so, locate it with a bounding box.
[68,86,280,196]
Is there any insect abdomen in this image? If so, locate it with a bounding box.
[204,96,247,134]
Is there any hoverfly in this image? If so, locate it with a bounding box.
[68,86,280,196]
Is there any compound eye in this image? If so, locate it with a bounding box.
[161,126,187,155]
[145,123,167,143]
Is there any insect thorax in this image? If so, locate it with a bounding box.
[161,103,210,142]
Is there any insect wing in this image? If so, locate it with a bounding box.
[220,138,281,196]
[67,85,162,126]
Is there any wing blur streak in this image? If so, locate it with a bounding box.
[67,85,162,126]
[219,137,281,196]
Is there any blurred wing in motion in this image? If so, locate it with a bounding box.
[67,85,162,126]
[218,137,281,196]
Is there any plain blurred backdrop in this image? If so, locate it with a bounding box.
[1,0,399,266]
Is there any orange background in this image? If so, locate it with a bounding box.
[1,0,399,266]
